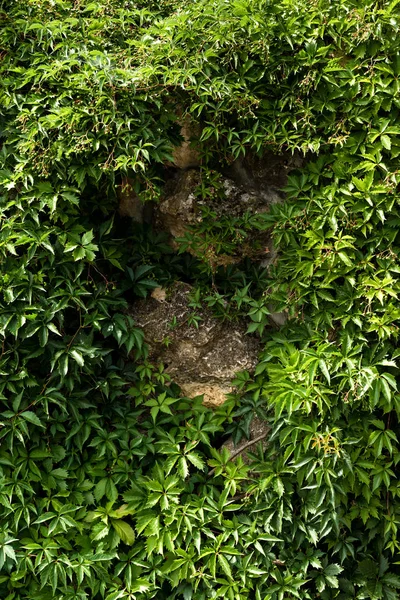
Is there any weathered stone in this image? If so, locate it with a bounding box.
[154,154,296,328]
[151,287,167,302]
[131,282,261,407]
[224,150,303,192]
[268,309,288,328]
[171,117,201,169]
[157,169,201,239]
[222,416,270,464]
[118,177,143,222]
[156,169,279,267]
[221,150,300,326]
[179,383,229,409]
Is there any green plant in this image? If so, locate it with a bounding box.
[1,0,400,598]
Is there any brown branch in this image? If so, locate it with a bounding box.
[67,324,83,351]
[208,431,269,478]
[13,374,52,420]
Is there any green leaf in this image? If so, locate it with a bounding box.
[94,479,107,502]
[91,522,109,542]
[318,359,330,384]
[34,512,57,524]
[70,349,84,367]
[130,579,151,593]
[47,323,61,336]
[52,468,68,478]
[106,479,118,502]
[338,252,353,267]
[21,411,44,428]
[105,591,125,600]
[186,452,205,470]
[111,519,136,545]
[381,135,391,150]
[218,555,232,579]
[82,230,94,245]
[178,457,189,479]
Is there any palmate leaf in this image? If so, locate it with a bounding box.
[1,0,400,596]
[105,591,125,600]
[130,579,151,593]
[94,478,107,502]
[382,574,400,588]
[218,555,233,579]
[323,563,343,588]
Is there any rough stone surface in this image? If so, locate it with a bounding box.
[118,177,143,222]
[158,168,280,227]
[131,282,261,407]
[154,152,298,328]
[157,170,201,239]
[171,117,201,169]
[225,150,303,192]
[179,383,229,409]
[268,309,288,328]
[222,416,270,464]
[156,169,280,267]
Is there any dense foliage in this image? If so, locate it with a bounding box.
[1,0,400,598]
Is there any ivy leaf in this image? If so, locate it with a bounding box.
[105,591,125,600]
[319,359,330,384]
[186,452,205,470]
[130,579,151,593]
[94,478,107,502]
[47,323,62,336]
[70,349,84,367]
[324,563,343,588]
[82,230,94,245]
[381,135,391,150]
[21,411,44,428]
[178,457,189,479]
[218,555,233,579]
[273,477,284,497]
[106,479,118,502]
[91,521,109,541]
[111,519,136,545]
[338,252,353,267]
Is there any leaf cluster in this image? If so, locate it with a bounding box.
[1,0,400,598]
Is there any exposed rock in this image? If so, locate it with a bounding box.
[156,169,279,268]
[151,287,167,302]
[222,416,270,464]
[131,282,261,407]
[224,150,303,192]
[157,169,201,239]
[171,116,201,169]
[179,383,229,409]
[268,309,288,328]
[217,177,282,213]
[118,177,143,222]
[154,153,297,328]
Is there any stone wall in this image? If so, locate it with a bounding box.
[121,138,301,407]
[132,283,260,408]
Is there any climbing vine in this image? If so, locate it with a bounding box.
[1,0,400,598]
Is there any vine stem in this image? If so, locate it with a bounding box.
[208,431,269,478]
